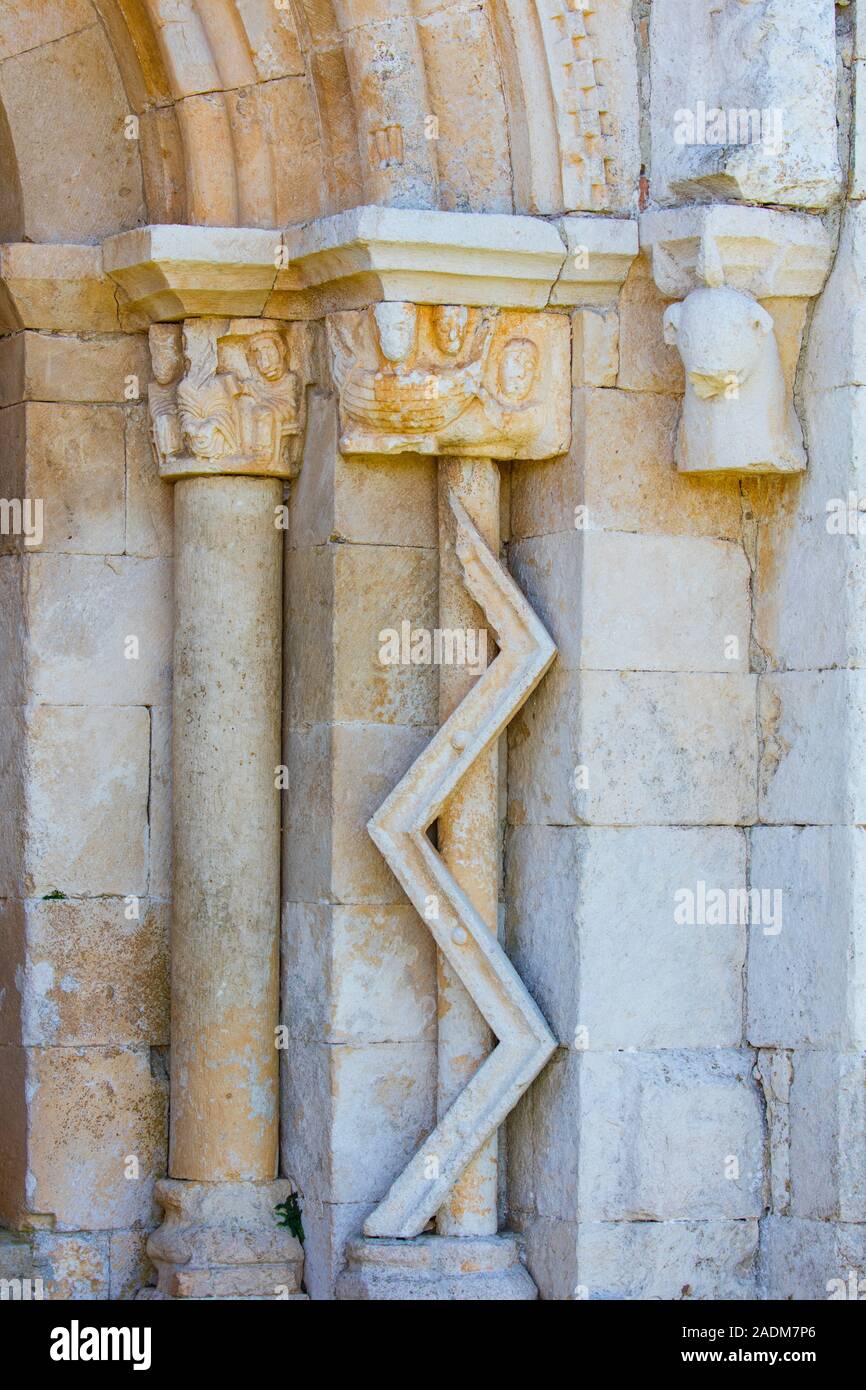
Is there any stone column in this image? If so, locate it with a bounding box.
[436,458,499,1237]
[143,318,305,1300]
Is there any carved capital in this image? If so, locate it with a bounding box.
[327,303,570,461]
[641,206,833,476]
[148,317,306,482]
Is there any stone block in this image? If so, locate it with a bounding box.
[417,3,512,214]
[24,704,150,898]
[288,394,438,551]
[281,901,435,1045]
[749,827,866,1050]
[25,1045,167,1232]
[576,1219,759,1301]
[760,1215,866,1300]
[0,25,145,243]
[283,722,436,905]
[616,252,684,394]
[759,672,866,825]
[0,898,168,1048]
[0,244,120,335]
[0,332,150,407]
[803,206,866,395]
[507,1046,579,1222]
[300,1196,374,1301]
[0,402,125,555]
[578,1050,764,1220]
[507,825,746,1049]
[26,554,172,706]
[510,530,750,673]
[285,543,334,730]
[755,1048,792,1216]
[0,1,91,62]
[511,386,743,544]
[282,1036,435,1205]
[509,667,756,827]
[333,543,438,727]
[31,1232,110,1301]
[509,1214,578,1302]
[572,308,619,388]
[125,406,173,559]
[789,1051,866,1223]
[650,0,841,207]
[108,1230,155,1300]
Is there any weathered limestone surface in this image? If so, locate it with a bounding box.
[650,0,842,207]
[0,0,863,1305]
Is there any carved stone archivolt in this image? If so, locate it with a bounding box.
[148,318,304,481]
[327,303,570,460]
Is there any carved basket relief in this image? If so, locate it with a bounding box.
[327,303,571,460]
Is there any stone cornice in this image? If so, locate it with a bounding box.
[272,206,637,314]
[640,204,834,300]
[103,226,282,325]
[0,209,640,331]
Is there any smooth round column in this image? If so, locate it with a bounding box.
[170,475,282,1181]
[436,457,500,1236]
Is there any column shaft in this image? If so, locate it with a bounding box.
[436,457,500,1236]
[170,475,282,1182]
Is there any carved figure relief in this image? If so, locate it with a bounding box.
[663,285,805,474]
[327,303,570,459]
[148,319,302,480]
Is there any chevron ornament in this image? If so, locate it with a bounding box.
[364,491,558,1240]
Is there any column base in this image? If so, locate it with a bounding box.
[335,1233,538,1300]
[143,1179,306,1300]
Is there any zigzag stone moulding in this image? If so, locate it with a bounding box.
[328,297,562,1296]
[362,495,557,1237]
[327,303,571,458]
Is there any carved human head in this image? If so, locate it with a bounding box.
[497,338,539,402]
[149,323,184,386]
[432,305,469,356]
[373,301,418,363]
[248,331,287,383]
[177,378,239,460]
[663,286,773,399]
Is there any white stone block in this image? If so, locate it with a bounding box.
[510,530,751,673]
[759,672,866,825]
[650,0,842,208]
[510,668,756,827]
[281,1037,435,1205]
[748,828,866,1050]
[25,705,150,898]
[26,555,172,707]
[578,1050,764,1221]
[760,1215,866,1300]
[281,901,435,1045]
[507,825,747,1049]
[789,1051,866,1222]
[576,1219,759,1300]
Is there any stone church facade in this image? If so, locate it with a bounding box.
[0,0,863,1301]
